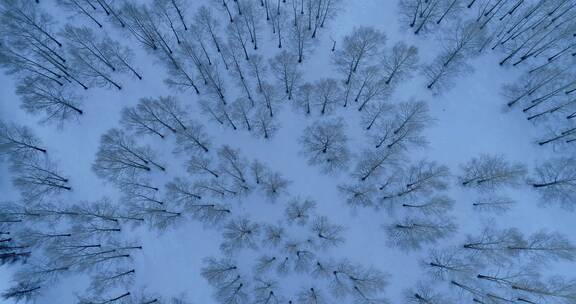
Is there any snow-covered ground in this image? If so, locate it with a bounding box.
[1,0,575,303]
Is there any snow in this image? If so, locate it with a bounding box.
[1,0,575,303]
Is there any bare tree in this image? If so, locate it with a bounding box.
[371,100,431,150]
[70,220,123,242]
[404,282,454,304]
[510,230,576,263]
[238,0,261,50]
[329,261,388,303]
[297,287,327,304]
[94,0,125,28]
[188,154,220,178]
[423,21,485,93]
[449,279,508,303]
[101,38,142,80]
[402,195,455,215]
[532,157,576,210]
[382,160,450,201]
[215,274,248,304]
[195,6,225,56]
[69,49,122,90]
[272,254,291,276]
[201,257,239,285]
[163,56,201,95]
[459,154,527,191]
[353,148,401,182]
[381,42,419,86]
[11,156,71,203]
[261,224,285,248]
[472,195,516,214]
[93,128,165,182]
[7,200,74,224]
[299,0,335,39]
[14,227,72,249]
[333,26,386,85]
[299,119,350,173]
[253,277,282,304]
[220,217,260,254]
[259,170,290,200]
[509,276,576,304]
[253,255,278,274]
[225,43,254,103]
[311,216,344,248]
[121,178,166,208]
[385,216,456,250]
[56,0,103,28]
[537,126,576,148]
[461,226,525,265]
[284,198,316,225]
[258,83,281,118]
[501,67,568,109]
[121,107,165,139]
[423,247,478,280]
[13,258,71,289]
[77,292,132,304]
[67,198,145,225]
[227,17,251,61]
[461,226,576,265]
[289,12,313,63]
[1,280,42,303]
[0,201,45,226]
[230,97,254,131]
[117,2,154,47]
[60,25,116,72]
[180,38,218,89]
[338,182,377,209]
[313,78,341,115]
[165,177,202,203]
[174,120,211,154]
[422,54,469,94]
[249,159,266,185]
[153,0,189,33]
[165,178,231,224]
[0,0,63,49]
[353,66,390,111]
[399,0,463,35]
[121,96,188,139]
[193,178,240,199]
[0,44,66,88]
[268,1,287,48]
[199,99,238,130]
[270,50,301,100]
[218,145,248,186]
[125,196,183,231]
[89,267,134,294]
[0,121,47,159]
[16,78,83,125]
[247,54,267,93]
[293,82,314,115]
[361,101,393,130]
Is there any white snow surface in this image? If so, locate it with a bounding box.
[1,0,575,303]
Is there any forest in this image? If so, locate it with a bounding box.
[0,0,575,303]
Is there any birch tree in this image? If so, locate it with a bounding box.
[16,78,84,125]
[381,42,419,86]
[333,26,386,85]
[300,119,350,173]
[0,121,47,159]
[11,156,71,203]
[270,50,301,100]
[93,128,165,182]
[532,157,576,210]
